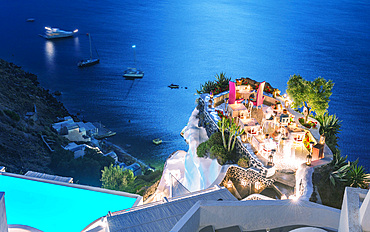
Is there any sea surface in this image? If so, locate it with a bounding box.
[0,0,369,170]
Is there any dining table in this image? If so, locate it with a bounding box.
[227,103,248,118]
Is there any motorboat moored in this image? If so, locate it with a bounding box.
[40,27,78,39]
[168,84,179,89]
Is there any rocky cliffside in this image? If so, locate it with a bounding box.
[0,59,70,173]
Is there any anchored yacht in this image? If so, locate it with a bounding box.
[40,27,78,39]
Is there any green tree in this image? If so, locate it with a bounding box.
[287,75,334,123]
[217,116,229,149]
[227,118,244,152]
[101,164,136,191]
[217,117,243,152]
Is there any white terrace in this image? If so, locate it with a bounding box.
[206,80,333,176]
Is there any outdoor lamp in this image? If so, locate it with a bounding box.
[241,178,247,187]
[242,133,247,143]
[319,135,326,144]
[208,99,213,108]
[268,154,274,167]
[306,153,312,166]
[255,181,261,190]
[226,180,233,188]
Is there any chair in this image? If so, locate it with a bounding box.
[246,126,260,141]
[245,101,253,118]
[235,98,244,104]
[252,81,266,109]
[279,116,290,127]
[260,144,271,159]
[291,132,305,148]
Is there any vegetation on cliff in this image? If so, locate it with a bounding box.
[0,59,70,173]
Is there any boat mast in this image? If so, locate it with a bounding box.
[132,45,136,69]
[89,34,93,60]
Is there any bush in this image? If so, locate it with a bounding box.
[197,142,208,157]
[207,132,224,149]
[51,147,115,187]
[3,109,20,121]
[210,144,226,159]
[237,157,249,168]
[101,164,135,191]
[315,113,341,151]
[197,73,231,95]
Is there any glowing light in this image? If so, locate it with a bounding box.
[132,45,136,48]
[289,195,298,201]
[281,194,287,200]
[255,181,261,190]
[45,26,51,30]
[73,29,78,33]
[226,180,232,188]
[306,154,312,166]
[241,179,247,187]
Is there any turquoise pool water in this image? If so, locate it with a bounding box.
[0,174,138,231]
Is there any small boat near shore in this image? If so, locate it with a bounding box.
[94,131,116,140]
[77,33,100,67]
[40,27,78,39]
[168,84,179,89]
[153,138,162,145]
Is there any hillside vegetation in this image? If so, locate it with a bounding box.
[0,59,70,173]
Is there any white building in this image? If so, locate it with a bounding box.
[52,117,97,142]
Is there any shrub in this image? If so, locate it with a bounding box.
[315,113,341,151]
[3,109,20,121]
[197,73,231,95]
[237,157,249,168]
[197,142,208,157]
[207,132,224,149]
[210,144,226,159]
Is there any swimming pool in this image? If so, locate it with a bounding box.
[0,173,140,231]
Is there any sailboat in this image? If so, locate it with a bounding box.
[77,33,100,67]
[123,45,144,78]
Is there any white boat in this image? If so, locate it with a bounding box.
[123,68,144,78]
[77,33,100,67]
[40,27,78,39]
[123,45,144,78]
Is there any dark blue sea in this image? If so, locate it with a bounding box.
[1,0,369,170]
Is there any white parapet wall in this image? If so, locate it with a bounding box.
[172,199,341,232]
[338,187,370,232]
